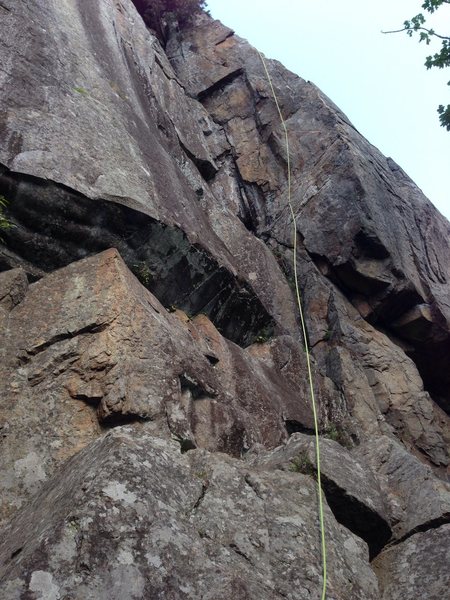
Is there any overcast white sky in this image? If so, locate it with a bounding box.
[205,0,450,221]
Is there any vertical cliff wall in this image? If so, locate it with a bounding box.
[0,1,449,599]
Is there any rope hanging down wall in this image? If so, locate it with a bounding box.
[258,52,328,600]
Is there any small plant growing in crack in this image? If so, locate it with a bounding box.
[0,195,14,243]
[323,423,352,449]
[254,325,273,344]
[197,529,209,539]
[285,273,301,295]
[73,86,88,96]
[67,517,80,533]
[289,451,316,477]
[323,328,333,342]
[131,262,153,287]
[271,247,284,264]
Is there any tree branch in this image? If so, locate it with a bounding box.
[382,27,410,34]
[382,26,450,41]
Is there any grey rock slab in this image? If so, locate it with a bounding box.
[0,426,379,600]
[373,524,450,600]
[249,433,392,557]
[358,435,450,540]
[0,0,212,210]
[0,267,27,312]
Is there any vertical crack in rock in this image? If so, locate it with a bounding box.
[190,480,210,513]
[320,476,392,560]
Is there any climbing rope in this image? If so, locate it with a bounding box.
[258,52,328,600]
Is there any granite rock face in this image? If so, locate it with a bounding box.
[0,0,449,598]
[167,14,450,462]
[0,0,297,347]
[168,15,450,414]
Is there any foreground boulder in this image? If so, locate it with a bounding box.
[373,525,450,600]
[0,426,379,600]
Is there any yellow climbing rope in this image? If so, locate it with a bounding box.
[258,52,328,600]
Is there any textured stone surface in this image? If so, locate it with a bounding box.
[249,433,392,558]
[0,165,282,348]
[359,435,450,540]
[0,267,28,312]
[0,0,449,465]
[282,252,449,467]
[0,249,338,526]
[0,426,379,600]
[373,525,450,600]
[321,283,449,467]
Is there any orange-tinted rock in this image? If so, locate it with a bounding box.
[0,249,337,525]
